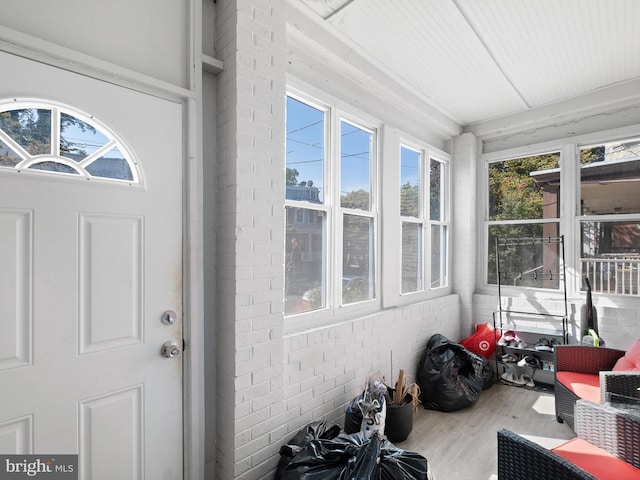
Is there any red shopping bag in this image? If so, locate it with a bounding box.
[460,323,499,359]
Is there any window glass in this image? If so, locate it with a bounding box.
[488,223,560,288]
[285,207,326,314]
[430,158,448,288]
[400,147,420,217]
[489,153,560,221]
[0,108,51,155]
[581,221,640,295]
[431,224,447,288]
[0,102,139,184]
[340,121,371,211]
[430,158,444,221]
[342,214,374,304]
[0,138,22,167]
[580,140,640,215]
[487,152,560,288]
[402,222,422,293]
[86,147,133,181]
[60,113,109,161]
[286,97,324,203]
[400,148,450,294]
[285,93,379,316]
[30,161,78,174]
[580,139,640,295]
[401,146,422,294]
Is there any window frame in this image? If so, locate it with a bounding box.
[399,143,424,294]
[577,138,640,296]
[284,87,381,326]
[396,141,451,299]
[428,155,451,290]
[284,84,454,332]
[0,99,142,187]
[395,136,452,303]
[479,127,640,302]
[481,148,563,294]
[338,115,378,306]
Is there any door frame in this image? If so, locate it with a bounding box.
[0,20,206,480]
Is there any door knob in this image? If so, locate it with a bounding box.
[161,341,181,358]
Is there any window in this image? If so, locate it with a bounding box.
[400,146,449,294]
[579,138,640,295]
[285,93,378,316]
[400,146,422,293]
[285,96,327,315]
[0,101,139,184]
[340,121,375,304]
[430,158,448,288]
[486,152,561,288]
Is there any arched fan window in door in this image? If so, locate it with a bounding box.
[0,100,141,184]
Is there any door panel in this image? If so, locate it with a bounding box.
[0,51,183,480]
[0,209,32,371]
[78,214,144,354]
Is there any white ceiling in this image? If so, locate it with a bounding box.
[294,0,640,129]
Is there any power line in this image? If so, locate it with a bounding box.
[287,119,322,135]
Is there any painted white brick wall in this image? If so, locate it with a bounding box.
[281,296,461,460]
[473,292,638,351]
[451,133,478,335]
[213,2,461,478]
[214,0,287,478]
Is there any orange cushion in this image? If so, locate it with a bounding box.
[556,372,601,403]
[613,339,640,372]
[552,438,640,480]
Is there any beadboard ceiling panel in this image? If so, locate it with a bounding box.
[295,0,640,128]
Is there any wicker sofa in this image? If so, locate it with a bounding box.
[498,399,640,479]
[497,429,597,480]
[554,344,640,431]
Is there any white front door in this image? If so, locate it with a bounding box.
[0,52,183,480]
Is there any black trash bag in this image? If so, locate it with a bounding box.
[349,433,380,479]
[477,353,494,391]
[417,333,489,412]
[278,431,430,480]
[274,420,342,480]
[278,431,373,480]
[377,445,429,480]
[343,396,363,434]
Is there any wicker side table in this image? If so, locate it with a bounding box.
[575,398,640,470]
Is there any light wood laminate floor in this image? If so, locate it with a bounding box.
[395,382,575,480]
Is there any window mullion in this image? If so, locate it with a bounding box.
[330,107,341,308]
[51,107,60,157]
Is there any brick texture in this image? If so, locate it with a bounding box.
[213,2,462,478]
[214,0,287,478]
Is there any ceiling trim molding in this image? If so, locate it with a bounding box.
[465,77,640,142]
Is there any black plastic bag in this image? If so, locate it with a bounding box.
[274,421,341,480]
[416,333,491,412]
[278,432,372,480]
[344,396,363,434]
[377,447,429,480]
[277,429,429,480]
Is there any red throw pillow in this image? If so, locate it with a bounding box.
[612,339,640,372]
[460,323,498,359]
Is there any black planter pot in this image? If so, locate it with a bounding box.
[385,398,413,443]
